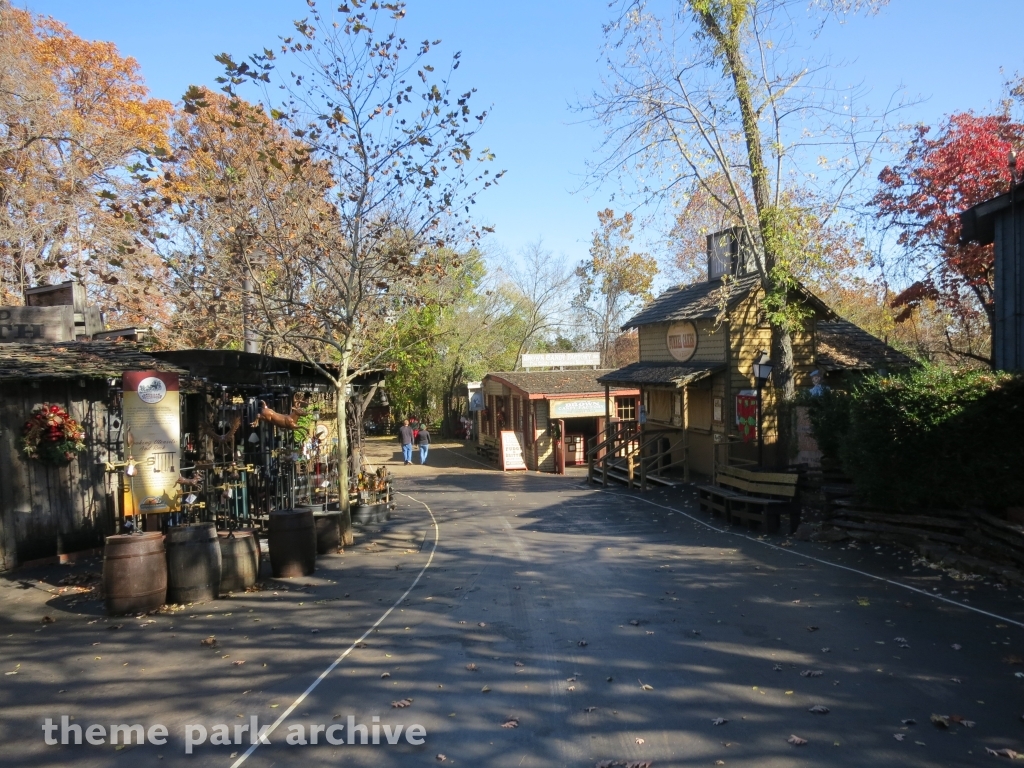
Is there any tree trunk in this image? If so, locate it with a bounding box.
[335,382,353,547]
[770,324,796,468]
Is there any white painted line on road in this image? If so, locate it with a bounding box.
[604,490,1024,631]
[228,493,440,768]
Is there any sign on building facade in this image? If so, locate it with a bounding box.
[666,321,698,362]
[549,398,607,418]
[520,351,601,369]
[122,371,182,514]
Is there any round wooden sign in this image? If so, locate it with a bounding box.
[666,321,698,362]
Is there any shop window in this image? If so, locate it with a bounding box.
[616,397,636,421]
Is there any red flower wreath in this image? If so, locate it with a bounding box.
[21,403,87,465]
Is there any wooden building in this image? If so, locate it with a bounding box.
[477,370,639,471]
[960,184,1024,371]
[0,342,188,570]
[598,233,913,480]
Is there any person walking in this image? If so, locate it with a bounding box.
[416,422,431,465]
[398,418,414,465]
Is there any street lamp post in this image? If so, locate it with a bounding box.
[752,352,774,469]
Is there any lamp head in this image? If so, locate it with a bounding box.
[753,352,774,383]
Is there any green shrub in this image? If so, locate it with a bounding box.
[807,366,1024,510]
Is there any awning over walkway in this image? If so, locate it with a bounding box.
[596,361,724,388]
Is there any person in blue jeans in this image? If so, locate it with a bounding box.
[398,419,414,465]
[417,422,431,465]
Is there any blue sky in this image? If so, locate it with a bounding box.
[21,0,1024,273]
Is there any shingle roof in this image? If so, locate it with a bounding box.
[486,369,633,396]
[623,274,761,329]
[597,361,724,388]
[815,319,916,372]
[0,341,190,382]
[623,274,837,330]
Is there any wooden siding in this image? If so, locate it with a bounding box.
[0,381,117,570]
[638,320,727,363]
[534,400,554,472]
[726,291,817,442]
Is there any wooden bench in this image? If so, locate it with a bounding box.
[697,465,800,534]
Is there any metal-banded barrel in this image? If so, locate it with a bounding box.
[313,512,342,554]
[166,523,222,603]
[268,510,316,578]
[218,528,260,594]
[103,533,167,616]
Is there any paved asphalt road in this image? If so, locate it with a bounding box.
[2,439,1024,768]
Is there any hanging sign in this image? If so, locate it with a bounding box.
[736,393,758,443]
[122,371,181,514]
[500,430,527,471]
[666,321,698,362]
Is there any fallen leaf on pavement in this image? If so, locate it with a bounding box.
[773,664,783,671]
[800,670,823,678]
[788,735,807,746]
[948,715,975,727]
[635,738,644,745]
[578,640,589,647]
[481,686,491,693]
[639,679,653,691]
[985,747,1019,759]
[806,626,819,632]
[894,733,905,741]
[514,661,524,667]
[502,717,519,729]
[901,718,917,725]
[232,660,245,666]
[821,647,831,653]
[856,597,870,606]
[41,616,54,624]
[715,761,725,766]
[584,707,598,713]
[201,637,217,647]
[712,718,727,726]
[466,663,479,671]
[392,699,413,708]
[951,644,962,651]
[809,705,830,714]
[381,672,391,678]
[436,754,447,762]
[568,685,576,692]
[930,714,949,729]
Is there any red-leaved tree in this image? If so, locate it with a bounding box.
[873,112,1024,365]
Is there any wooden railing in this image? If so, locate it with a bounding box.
[587,424,690,491]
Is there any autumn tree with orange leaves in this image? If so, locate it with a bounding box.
[575,209,658,367]
[210,0,501,539]
[0,2,173,329]
[873,112,1024,366]
[149,86,324,349]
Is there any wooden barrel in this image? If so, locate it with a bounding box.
[103,533,167,616]
[165,523,222,604]
[268,509,316,578]
[313,512,342,554]
[218,529,260,594]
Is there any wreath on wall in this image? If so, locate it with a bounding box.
[21,403,87,466]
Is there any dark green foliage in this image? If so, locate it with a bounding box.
[805,367,1024,510]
